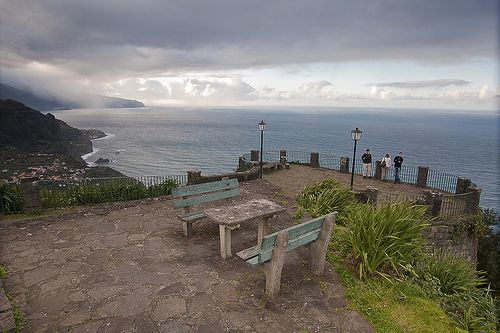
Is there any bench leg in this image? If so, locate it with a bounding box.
[263,230,288,300]
[219,225,232,260]
[310,212,336,275]
[182,221,193,237]
[258,217,271,245]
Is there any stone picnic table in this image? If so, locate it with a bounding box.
[204,198,286,259]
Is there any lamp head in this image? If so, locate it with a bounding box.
[351,127,362,141]
[258,121,267,131]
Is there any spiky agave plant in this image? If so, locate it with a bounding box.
[345,201,429,279]
[296,178,356,219]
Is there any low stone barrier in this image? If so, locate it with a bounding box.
[187,166,260,185]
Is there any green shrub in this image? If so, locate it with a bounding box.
[344,201,429,279]
[415,254,497,332]
[40,178,178,208]
[416,254,487,295]
[0,182,23,215]
[295,178,356,219]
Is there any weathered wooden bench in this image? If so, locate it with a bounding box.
[236,212,337,299]
[172,179,240,236]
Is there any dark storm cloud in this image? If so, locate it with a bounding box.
[372,79,471,89]
[0,0,497,78]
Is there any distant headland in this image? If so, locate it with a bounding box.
[0,99,124,181]
[0,83,145,111]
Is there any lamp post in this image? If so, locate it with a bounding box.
[350,127,362,189]
[258,121,266,179]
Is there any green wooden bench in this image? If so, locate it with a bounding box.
[172,179,240,236]
[236,212,337,299]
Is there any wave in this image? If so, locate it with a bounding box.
[93,133,115,141]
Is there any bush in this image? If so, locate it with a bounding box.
[477,208,500,295]
[40,178,178,208]
[0,182,23,215]
[344,201,429,279]
[415,253,497,332]
[295,178,356,219]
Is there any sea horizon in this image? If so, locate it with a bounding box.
[50,106,499,212]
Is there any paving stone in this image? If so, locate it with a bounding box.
[87,285,127,301]
[23,266,60,287]
[97,287,152,317]
[157,282,186,296]
[0,311,15,333]
[151,296,186,321]
[30,289,71,314]
[39,274,79,295]
[159,320,191,333]
[0,291,11,312]
[69,291,87,302]
[134,315,159,333]
[187,292,212,315]
[72,320,105,333]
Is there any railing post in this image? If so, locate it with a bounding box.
[375,160,382,180]
[424,190,443,216]
[456,177,472,194]
[366,186,378,205]
[417,166,429,188]
[310,152,319,168]
[279,150,287,163]
[187,170,202,185]
[250,150,259,162]
[20,177,42,213]
[468,186,482,213]
[340,157,349,173]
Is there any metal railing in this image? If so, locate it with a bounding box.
[440,193,476,217]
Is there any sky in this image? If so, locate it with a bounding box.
[0,0,498,110]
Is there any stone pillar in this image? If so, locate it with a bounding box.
[187,170,202,185]
[366,186,378,205]
[310,152,319,168]
[374,160,382,180]
[250,150,259,162]
[279,150,287,163]
[456,177,472,194]
[20,177,41,213]
[340,157,349,173]
[468,186,482,213]
[416,166,429,188]
[238,156,249,172]
[424,190,443,217]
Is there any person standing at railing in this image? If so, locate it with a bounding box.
[393,152,404,184]
[361,149,372,178]
[381,153,392,180]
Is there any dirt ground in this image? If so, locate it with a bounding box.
[265,164,442,204]
[0,175,374,333]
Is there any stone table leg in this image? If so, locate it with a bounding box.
[219,225,232,259]
[258,217,271,245]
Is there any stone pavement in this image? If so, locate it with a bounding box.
[0,180,374,332]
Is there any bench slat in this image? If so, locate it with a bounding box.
[173,187,240,208]
[178,211,205,222]
[172,179,239,197]
[245,229,321,266]
[260,215,326,251]
[236,245,261,261]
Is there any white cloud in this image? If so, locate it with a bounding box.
[479,85,493,99]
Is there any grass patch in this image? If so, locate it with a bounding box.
[327,251,465,333]
[0,264,7,280]
[7,294,26,333]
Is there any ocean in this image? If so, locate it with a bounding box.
[51,106,499,212]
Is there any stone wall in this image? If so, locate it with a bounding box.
[423,219,478,261]
[187,166,260,185]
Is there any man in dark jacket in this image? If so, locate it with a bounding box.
[394,152,404,183]
[361,149,372,178]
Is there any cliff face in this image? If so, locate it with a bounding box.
[0,99,91,162]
